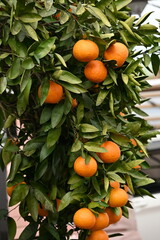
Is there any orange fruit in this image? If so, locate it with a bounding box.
[38,81,63,104]
[109,188,128,207]
[110,181,120,189]
[72,98,78,108]
[86,230,109,240]
[91,212,109,231]
[73,39,99,62]
[130,138,137,146]
[84,60,108,83]
[56,198,61,211]
[98,141,121,163]
[104,42,129,67]
[7,182,26,197]
[105,207,122,224]
[133,165,141,170]
[74,156,98,177]
[38,204,48,217]
[73,208,96,229]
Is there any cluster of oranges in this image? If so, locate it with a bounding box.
[72,39,129,83]
[73,140,129,239]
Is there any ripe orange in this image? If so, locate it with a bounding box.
[86,230,109,240]
[73,39,99,62]
[38,81,63,104]
[109,188,128,207]
[74,156,98,177]
[91,212,109,231]
[104,42,129,67]
[98,141,121,163]
[124,184,129,193]
[72,98,78,108]
[73,208,96,229]
[84,60,108,83]
[38,204,48,217]
[7,182,26,197]
[105,207,122,224]
[133,165,141,170]
[130,138,137,146]
[110,181,120,189]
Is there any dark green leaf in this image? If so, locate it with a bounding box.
[34,188,54,212]
[22,57,35,69]
[44,224,60,240]
[40,106,52,124]
[35,159,48,180]
[151,54,160,76]
[58,192,72,211]
[19,222,38,240]
[4,114,16,128]
[47,127,61,148]
[24,24,39,41]
[58,70,82,84]
[0,77,7,94]
[84,142,106,153]
[71,139,82,152]
[80,123,99,133]
[26,191,38,222]
[7,58,21,80]
[9,184,29,206]
[8,154,22,181]
[40,143,55,162]
[77,102,84,124]
[92,177,101,195]
[34,37,56,59]
[19,13,42,23]
[8,217,16,240]
[51,102,64,129]
[86,6,111,27]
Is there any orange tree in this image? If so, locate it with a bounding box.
[0,0,160,239]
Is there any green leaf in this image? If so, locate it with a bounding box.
[0,77,7,94]
[115,0,132,10]
[34,188,54,212]
[124,59,141,74]
[55,53,67,67]
[135,139,148,157]
[40,143,55,162]
[135,12,153,26]
[19,13,42,23]
[120,21,135,37]
[0,52,10,59]
[109,92,115,117]
[8,154,22,181]
[4,114,16,129]
[47,127,61,148]
[80,123,99,133]
[126,160,144,169]
[77,102,84,124]
[134,178,155,187]
[22,57,35,69]
[34,37,56,59]
[35,159,48,180]
[24,137,44,152]
[24,24,39,41]
[58,192,72,211]
[68,174,82,185]
[2,140,15,165]
[139,24,158,34]
[40,106,52,124]
[26,191,38,222]
[121,73,128,84]
[9,184,29,206]
[125,174,134,194]
[51,102,64,129]
[110,133,130,147]
[17,78,32,115]
[8,217,17,240]
[44,224,60,240]
[86,6,111,27]
[92,177,101,195]
[19,222,38,240]
[96,89,109,106]
[132,107,148,117]
[11,20,22,35]
[58,70,82,84]
[84,142,106,153]
[38,80,50,105]
[59,11,69,24]
[7,58,21,80]
[44,0,54,11]
[151,54,160,76]
[104,176,109,192]
[60,82,87,94]
[71,139,82,152]
[107,172,125,183]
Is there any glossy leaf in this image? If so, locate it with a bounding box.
[19,222,38,240]
[86,6,111,27]
[9,184,29,206]
[58,192,72,212]
[34,37,56,59]
[24,24,39,41]
[47,127,61,148]
[58,70,82,84]
[26,191,38,222]
[8,217,17,240]
[8,154,22,181]
[19,13,42,23]
[51,102,64,129]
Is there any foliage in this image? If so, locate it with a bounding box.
[0,0,160,239]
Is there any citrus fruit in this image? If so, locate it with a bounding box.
[74,156,98,177]
[56,198,61,211]
[98,141,121,163]
[73,208,96,229]
[7,182,26,197]
[105,207,122,224]
[110,181,120,189]
[91,212,109,231]
[109,188,128,207]
[38,81,63,104]
[73,39,99,62]
[104,42,129,67]
[124,184,129,193]
[38,204,48,217]
[72,98,78,108]
[130,138,137,146]
[86,230,109,240]
[84,60,108,83]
